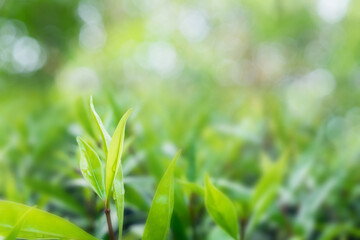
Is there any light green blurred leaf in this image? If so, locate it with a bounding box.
[105,108,132,207]
[4,207,34,240]
[204,174,239,240]
[0,162,20,202]
[177,179,204,197]
[251,152,288,208]
[260,153,274,173]
[76,97,96,138]
[246,152,288,237]
[142,151,180,240]
[124,184,151,211]
[77,137,105,200]
[0,200,97,240]
[114,165,125,240]
[26,178,86,216]
[90,96,111,155]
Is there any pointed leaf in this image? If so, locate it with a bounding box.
[246,152,288,238]
[205,175,239,240]
[142,151,180,240]
[0,200,97,240]
[90,96,111,155]
[177,179,204,197]
[251,152,288,208]
[77,137,105,199]
[105,108,132,207]
[4,207,34,240]
[113,165,125,240]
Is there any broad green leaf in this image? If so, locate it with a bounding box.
[113,165,124,240]
[77,137,105,200]
[0,200,97,240]
[4,207,34,240]
[105,108,132,207]
[142,151,180,240]
[90,96,111,155]
[204,175,239,240]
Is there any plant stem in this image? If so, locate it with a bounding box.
[189,193,198,240]
[240,218,246,240]
[105,208,115,240]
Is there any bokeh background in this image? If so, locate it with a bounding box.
[1,0,360,239]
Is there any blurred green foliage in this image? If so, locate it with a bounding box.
[1,0,360,239]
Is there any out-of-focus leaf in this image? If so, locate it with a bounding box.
[204,174,239,240]
[0,200,97,240]
[90,96,111,155]
[76,97,96,138]
[177,179,204,197]
[246,152,288,237]
[208,226,235,240]
[4,207,34,240]
[105,108,132,207]
[114,165,125,240]
[245,185,278,237]
[216,179,252,203]
[124,184,151,211]
[296,178,337,236]
[77,137,105,200]
[251,152,288,207]
[142,151,180,240]
[260,153,274,173]
[26,178,86,216]
[0,162,20,201]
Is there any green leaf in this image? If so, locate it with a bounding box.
[77,137,105,200]
[177,179,204,197]
[4,207,34,240]
[204,174,239,240]
[246,152,288,238]
[113,165,124,240]
[76,97,96,139]
[142,151,180,240]
[105,108,132,207]
[251,152,288,209]
[90,96,111,155]
[0,200,97,240]
[25,178,86,216]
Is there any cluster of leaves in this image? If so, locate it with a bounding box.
[0,98,180,240]
[0,96,291,240]
[1,90,360,240]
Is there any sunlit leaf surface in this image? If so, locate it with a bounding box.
[142,151,180,240]
[0,201,97,240]
[105,108,132,207]
[77,137,106,199]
